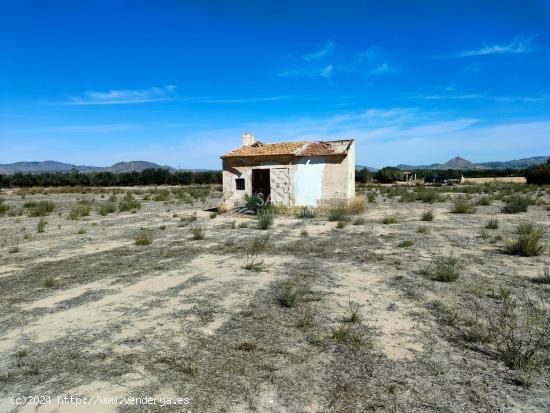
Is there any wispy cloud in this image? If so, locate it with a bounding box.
[65,85,177,105]
[303,40,335,61]
[276,41,398,80]
[190,96,294,104]
[455,34,535,57]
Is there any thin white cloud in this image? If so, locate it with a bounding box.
[456,34,534,57]
[303,41,335,61]
[277,41,397,80]
[65,85,177,105]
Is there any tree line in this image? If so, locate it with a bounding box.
[356,165,548,184]
[0,169,222,188]
[1,162,548,188]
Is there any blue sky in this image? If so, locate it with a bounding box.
[1,0,549,169]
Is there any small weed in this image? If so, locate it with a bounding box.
[331,324,362,346]
[238,221,249,228]
[190,224,205,240]
[8,239,19,253]
[417,225,429,234]
[335,221,346,229]
[243,235,269,271]
[118,193,141,212]
[209,212,217,219]
[382,214,398,224]
[353,217,365,225]
[343,293,361,323]
[43,277,56,288]
[279,282,302,308]
[476,195,493,206]
[77,227,87,234]
[535,260,550,284]
[98,202,116,216]
[485,218,499,229]
[237,341,257,352]
[68,205,91,220]
[398,240,414,248]
[424,252,462,282]
[135,230,153,245]
[257,211,274,230]
[37,218,47,233]
[297,207,316,219]
[421,210,434,221]
[300,229,309,237]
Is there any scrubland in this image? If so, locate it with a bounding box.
[0,183,549,412]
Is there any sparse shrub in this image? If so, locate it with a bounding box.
[451,197,476,214]
[331,324,362,346]
[417,225,429,234]
[421,210,434,221]
[343,294,361,323]
[257,210,274,230]
[77,227,87,234]
[209,212,217,219]
[68,205,91,220]
[98,202,116,216]
[489,295,550,378]
[476,195,493,206]
[279,282,302,308]
[418,190,442,204]
[353,217,365,225]
[37,218,47,233]
[118,193,141,212]
[238,221,248,228]
[244,194,266,212]
[398,240,414,248]
[237,341,257,352]
[399,191,417,203]
[425,253,462,282]
[485,218,499,229]
[135,230,153,245]
[535,260,550,284]
[505,222,545,257]
[229,220,236,229]
[8,239,19,253]
[243,235,269,271]
[335,221,346,229]
[297,207,315,219]
[154,190,170,202]
[190,224,205,240]
[460,301,491,344]
[348,196,366,214]
[367,192,376,203]
[328,209,345,221]
[29,200,55,217]
[43,277,55,288]
[300,229,308,237]
[502,195,529,214]
[382,214,398,224]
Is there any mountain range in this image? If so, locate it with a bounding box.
[0,161,176,174]
[395,156,549,171]
[1,155,548,174]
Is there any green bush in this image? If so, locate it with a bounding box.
[421,210,434,221]
[68,205,91,220]
[502,195,529,214]
[485,218,499,229]
[118,193,141,212]
[374,167,403,183]
[257,211,274,230]
[98,202,116,216]
[134,230,153,245]
[505,222,545,257]
[451,197,476,214]
[29,201,55,217]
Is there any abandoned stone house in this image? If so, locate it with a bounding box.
[221,133,355,207]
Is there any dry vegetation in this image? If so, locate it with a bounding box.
[0,183,549,412]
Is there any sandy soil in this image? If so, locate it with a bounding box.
[0,185,549,412]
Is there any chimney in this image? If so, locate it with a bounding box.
[242,132,254,146]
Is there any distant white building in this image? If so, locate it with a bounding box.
[221,133,355,207]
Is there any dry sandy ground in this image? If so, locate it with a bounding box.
[0,186,549,412]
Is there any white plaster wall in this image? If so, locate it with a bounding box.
[294,157,325,206]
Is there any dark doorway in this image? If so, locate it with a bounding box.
[252,168,270,203]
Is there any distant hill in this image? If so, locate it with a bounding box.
[396,156,549,171]
[356,165,378,172]
[0,160,176,174]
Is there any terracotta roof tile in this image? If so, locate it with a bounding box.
[221,139,352,158]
